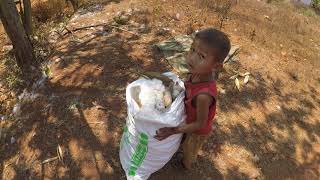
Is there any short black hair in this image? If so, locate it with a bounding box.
[195,28,231,63]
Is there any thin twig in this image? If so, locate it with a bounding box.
[4,161,15,169]
[4,154,21,169]
[70,23,108,31]
[64,26,73,35]
[96,105,108,111]
[92,102,108,111]
[224,48,240,64]
[41,156,59,164]
[110,25,140,36]
[88,121,106,124]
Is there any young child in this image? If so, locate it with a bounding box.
[154,28,231,170]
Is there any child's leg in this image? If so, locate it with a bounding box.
[182,133,207,169]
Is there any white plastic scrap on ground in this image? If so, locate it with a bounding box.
[11,74,47,117]
[70,4,104,21]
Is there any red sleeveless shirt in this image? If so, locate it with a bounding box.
[184,80,217,135]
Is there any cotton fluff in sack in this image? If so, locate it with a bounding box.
[138,79,166,111]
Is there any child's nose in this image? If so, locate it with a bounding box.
[190,53,198,62]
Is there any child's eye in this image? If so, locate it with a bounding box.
[199,53,205,59]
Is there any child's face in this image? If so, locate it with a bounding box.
[186,38,221,75]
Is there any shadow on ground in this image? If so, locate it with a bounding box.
[1,1,320,179]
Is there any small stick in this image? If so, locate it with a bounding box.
[64,27,73,35]
[4,154,21,169]
[88,122,106,124]
[41,156,59,164]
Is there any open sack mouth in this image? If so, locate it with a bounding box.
[128,72,185,111]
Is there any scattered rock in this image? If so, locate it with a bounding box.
[54,57,62,63]
[96,26,104,31]
[48,31,59,43]
[114,15,130,25]
[133,7,140,12]
[39,50,48,57]
[126,8,133,16]
[139,24,148,33]
[175,13,181,21]
[102,32,109,36]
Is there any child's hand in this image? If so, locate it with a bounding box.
[154,127,177,141]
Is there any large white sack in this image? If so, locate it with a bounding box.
[119,72,186,180]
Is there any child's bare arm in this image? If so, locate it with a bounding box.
[154,94,213,141]
[176,94,212,133]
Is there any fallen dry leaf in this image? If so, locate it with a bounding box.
[230,74,239,79]
[42,156,59,164]
[57,144,64,163]
[264,15,271,21]
[239,72,251,77]
[244,75,250,84]
[235,78,241,91]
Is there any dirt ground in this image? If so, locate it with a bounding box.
[1,0,320,179]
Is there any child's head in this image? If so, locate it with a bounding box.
[186,28,231,75]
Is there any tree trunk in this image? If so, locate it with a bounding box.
[0,0,41,85]
[68,0,79,12]
[15,0,24,21]
[22,0,32,36]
